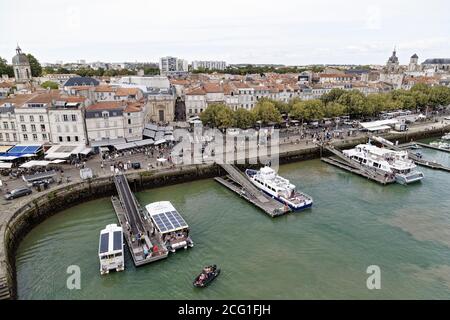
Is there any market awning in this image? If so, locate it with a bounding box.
[114,142,136,151]
[134,139,154,147]
[367,125,392,132]
[50,159,66,164]
[22,170,57,183]
[0,162,13,169]
[90,138,127,148]
[79,147,92,155]
[0,146,13,153]
[45,144,89,159]
[154,139,167,145]
[0,144,42,157]
[0,156,18,161]
[20,160,51,168]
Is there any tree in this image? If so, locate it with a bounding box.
[337,90,366,118]
[324,102,346,118]
[41,81,59,90]
[233,108,255,129]
[429,86,450,108]
[0,56,14,78]
[200,104,233,128]
[26,54,42,77]
[252,100,282,124]
[290,100,324,122]
[320,88,346,105]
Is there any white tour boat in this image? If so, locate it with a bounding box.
[430,141,450,150]
[98,224,125,275]
[145,201,194,253]
[245,166,313,211]
[343,143,424,185]
[441,133,450,140]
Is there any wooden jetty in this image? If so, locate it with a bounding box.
[112,174,168,266]
[413,142,450,154]
[321,145,395,185]
[215,164,290,217]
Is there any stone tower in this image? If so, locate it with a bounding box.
[12,45,32,83]
[386,48,400,73]
[408,53,419,72]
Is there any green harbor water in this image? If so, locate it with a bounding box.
[16,145,450,299]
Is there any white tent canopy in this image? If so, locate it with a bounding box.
[45,144,88,159]
[20,160,51,168]
[0,162,13,169]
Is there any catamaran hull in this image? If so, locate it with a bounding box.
[395,173,424,185]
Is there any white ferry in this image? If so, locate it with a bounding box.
[245,166,313,211]
[145,201,194,253]
[343,143,424,185]
[430,141,450,150]
[98,224,125,275]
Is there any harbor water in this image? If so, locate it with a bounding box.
[16,146,450,299]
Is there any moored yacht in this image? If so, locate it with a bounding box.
[343,143,424,185]
[441,133,450,140]
[98,224,125,275]
[245,166,313,211]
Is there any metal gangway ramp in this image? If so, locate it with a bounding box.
[112,173,168,266]
[215,163,290,217]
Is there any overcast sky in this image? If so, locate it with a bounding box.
[1,0,449,65]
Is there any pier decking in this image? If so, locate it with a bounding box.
[215,164,290,217]
[112,174,168,266]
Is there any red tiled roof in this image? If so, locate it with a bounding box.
[86,101,124,111]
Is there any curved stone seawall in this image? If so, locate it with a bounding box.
[0,126,447,299]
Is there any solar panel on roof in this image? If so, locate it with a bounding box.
[151,210,188,234]
[113,231,122,251]
[99,233,109,254]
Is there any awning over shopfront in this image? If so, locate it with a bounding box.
[90,138,127,148]
[45,144,86,160]
[20,160,52,168]
[0,146,13,153]
[0,144,42,158]
[0,162,13,169]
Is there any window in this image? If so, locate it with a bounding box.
[55,115,60,122]
[128,119,131,125]
[31,124,36,132]
[0,133,2,141]
[13,133,17,141]
[3,122,8,129]
[23,134,28,141]
[42,133,47,140]
[32,134,38,141]
[21,124,26,132]
[67,136,71,142]
[11,122,15,130]
[59,136,63,142]
[129,128,132,134]
[63,115,69,122]
[41,124,46,131]
[19,115,24,122]
[39,115,44,122]
[5,133,9,141]
[75,136,79,142]
[30,115,34,122]
[71,114,77,121]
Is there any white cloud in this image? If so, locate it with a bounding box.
[0,0,449,65]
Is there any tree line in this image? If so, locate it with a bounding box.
[200,84,450,129]
[192,65,324,75]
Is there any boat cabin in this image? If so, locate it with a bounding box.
[98,224,124,275]
[145,201,193,252]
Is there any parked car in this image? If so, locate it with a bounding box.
[4,187,32,200]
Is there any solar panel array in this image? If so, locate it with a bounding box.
[113,231,122,251]
[99,233,109,254]
[152,210,188,233]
